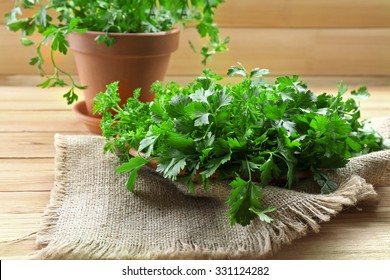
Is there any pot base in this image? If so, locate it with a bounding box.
[73,100,102,134]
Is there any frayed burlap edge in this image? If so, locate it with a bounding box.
[32,135,380,260]
[34,134,69,255]
[380,160,390,185]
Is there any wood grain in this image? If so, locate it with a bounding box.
[2,26,390,76]
[271,188,390,260]
[214,0,390,28]
[0,110,88,132]
[0,83,388,117]
[0,132,55,158]
[0,159,54,191]
[0,132,87,158]
[0,192,50,214]
[0,86,70,110]
[2,0,390,27]
[2,74,390,88]
[170,28,390,76]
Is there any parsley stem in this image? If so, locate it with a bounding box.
[245,157,252,181]
[50,46,79,89]
[36,43,46,77]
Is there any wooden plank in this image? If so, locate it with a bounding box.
[0,212,41,259]
[0,159,54,192]
[170,28,390,76]
[1,77,390,111]
[0,132,54,158]
[215,0,390,28]
[271,222,390,259]
[0,86,71,110]
[1,26,390,76]
[0,85,388,118]
[0,191,50,214]
[0,192,55,259]
[0,110,89,132]
[2,74,390,88]
[0,213,43,235]
[0,132,90,158]
[2,0,390,27]
[0,132,97,158]
[0,239,36,260]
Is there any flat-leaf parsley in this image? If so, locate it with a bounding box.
[94,65,387,226]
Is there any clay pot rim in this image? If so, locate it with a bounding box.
[68,27,180,53]
[75,27,180,38]
[73,100,102,134]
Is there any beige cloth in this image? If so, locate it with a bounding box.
[34,118,390,259]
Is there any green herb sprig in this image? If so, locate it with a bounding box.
[5,0,229,104]
[94,64,387,226]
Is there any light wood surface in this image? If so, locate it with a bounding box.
[0,76,389,260]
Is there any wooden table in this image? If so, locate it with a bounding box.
[0,76,389,259]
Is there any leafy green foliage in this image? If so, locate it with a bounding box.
[227,174,276,225]
[313,173,339,194]
[94,65,388,226]
[5,0,228,104]
[116,156,149,191]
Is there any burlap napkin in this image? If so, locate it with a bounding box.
[34,118,390,259]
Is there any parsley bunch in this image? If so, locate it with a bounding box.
[5,0,229,104]
[94,64,387,226]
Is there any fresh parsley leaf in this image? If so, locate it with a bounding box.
[227,177,273,225]
[115,156,149,173]
[259,156,280,187]
[351,86,370,101]
[314,172,339,194]
[138,135,159,157]
[116,156,149,192]
[96,65,387,227]
[20,37,34,46]
[227,63,248,77]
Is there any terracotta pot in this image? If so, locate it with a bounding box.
[72,100,102,134]
[68,28,180,132]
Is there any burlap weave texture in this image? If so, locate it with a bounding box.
[34,118,390,259]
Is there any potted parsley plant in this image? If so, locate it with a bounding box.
[93,64,388,226]
[5,0,229,133]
